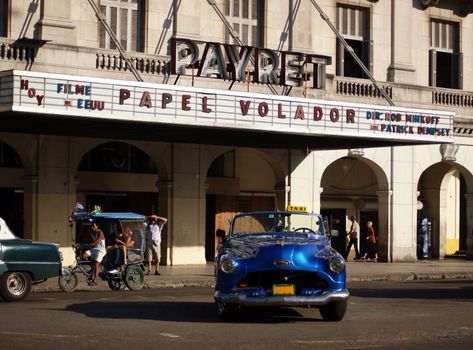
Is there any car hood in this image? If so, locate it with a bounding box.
[223,234,333,264]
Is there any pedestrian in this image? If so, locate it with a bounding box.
[345,215,361,260]
[145,214,167,275]
[365,220,377,261]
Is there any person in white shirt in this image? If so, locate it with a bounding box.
[344,215,361,260]
[82,222,106,284]
[145,215,167,275]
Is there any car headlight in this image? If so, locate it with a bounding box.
[329,257,345,273]
[219,256,237,274]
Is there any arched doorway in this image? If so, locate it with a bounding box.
[77,141,158,215]
[417,163,471,259]
[205,149,279,261]
[0,141,24,237]
[320,155,388,260]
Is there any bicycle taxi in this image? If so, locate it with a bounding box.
[58,210,146,291]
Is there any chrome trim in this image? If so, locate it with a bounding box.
[0,260,60,265]
[214,289,349,307]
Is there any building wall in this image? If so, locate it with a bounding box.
[1,0,473,264]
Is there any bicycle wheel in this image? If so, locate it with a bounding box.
[124,265,145,291]
[108,280,126,291]
[58,269,78,292]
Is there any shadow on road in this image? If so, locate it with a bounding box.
[349,279,473,300]
[63,301,322,323]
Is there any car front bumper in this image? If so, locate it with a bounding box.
[214,289,349,307]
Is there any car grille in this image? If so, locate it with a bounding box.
[237,270,329,295]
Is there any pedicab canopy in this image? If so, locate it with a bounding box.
[69,205,146,253]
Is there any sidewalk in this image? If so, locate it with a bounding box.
[33,258,473,293]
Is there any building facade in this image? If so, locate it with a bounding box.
[0,0,472,265]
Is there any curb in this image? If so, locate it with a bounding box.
[32,271,473,293]
[347,272,473,282]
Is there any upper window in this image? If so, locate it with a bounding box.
[78,142,156,174]
[429,19,462,89]
[99,0,144,52]
[0,0,8,37]
[224,0,264,47]
[207,151,235,178]
[336,4,371,79]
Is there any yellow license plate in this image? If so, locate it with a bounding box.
[273,284,295,296]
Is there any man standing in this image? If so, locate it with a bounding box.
[145,214,168,275]
[345,215,361,260]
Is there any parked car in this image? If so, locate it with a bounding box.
[0,217,62,301]
[214,210,349,321]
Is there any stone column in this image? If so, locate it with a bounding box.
[465,193,473,260]
[169,144,207,265]
[387,0,416,83]
[37,0,76,45]
[376,189,392,262]
[22,175,39,241]
[274,185,290,211]
[156,180,173,266]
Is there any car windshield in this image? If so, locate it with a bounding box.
[230,212,325,237]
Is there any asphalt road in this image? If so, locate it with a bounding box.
[1,280,472,350]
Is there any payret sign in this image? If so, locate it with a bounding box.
[1,70,454,143]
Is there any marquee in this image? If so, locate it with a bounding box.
[0,70,454,143]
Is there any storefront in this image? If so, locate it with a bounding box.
[2,68,468,265]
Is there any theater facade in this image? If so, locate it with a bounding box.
[0,0,472,264]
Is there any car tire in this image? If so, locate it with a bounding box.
[124,265,145,290]
[215,301,240,320]
[58,271,78,292]
[319,300,347,321]
[0,272,32,302]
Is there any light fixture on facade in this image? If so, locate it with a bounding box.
[348,149,364,157]
[439,143,459,162]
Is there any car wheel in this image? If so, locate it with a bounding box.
[108,280,126,291]
[124,265,145,290]
[215,301,240,320]
[319,300,347,321]
[0,272,32,302]
[58,271,78,292]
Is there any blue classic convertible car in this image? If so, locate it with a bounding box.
[214,210,349,321]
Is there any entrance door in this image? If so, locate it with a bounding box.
[205,195,275,261]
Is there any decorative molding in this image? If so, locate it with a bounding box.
[335,78,392,100]
[454,127,473,136]
[38,17,76,30]
[96,53,168,76]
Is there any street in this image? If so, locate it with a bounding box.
[1,280,472,350]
